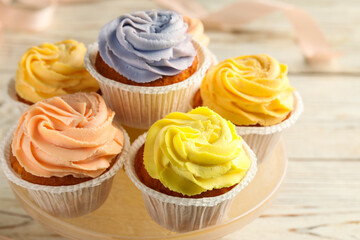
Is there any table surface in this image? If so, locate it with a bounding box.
[0,0,359,239]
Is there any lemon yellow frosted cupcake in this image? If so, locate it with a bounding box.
[126,107,257,232]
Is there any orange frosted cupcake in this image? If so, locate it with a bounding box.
[1,92,129,217]
[183,15,210,47]
[7,39,99,112]
[194,54,303,162]
[182,15,218,66]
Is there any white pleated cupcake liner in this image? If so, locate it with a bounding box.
[209,51,218,67]
[125,133,257,232]
[4,79,30,113]
[239,132,282,163]
[0,125,130,218]
[236,91,304,163]
[84,40,212,129]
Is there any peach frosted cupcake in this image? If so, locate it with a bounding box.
[194,54,303,162]
[125,107,257,232]
[1,92,129,217]
[182,15,218,66]
[183,15,210,47]
[6,39,99,112]
[84,10,212,129]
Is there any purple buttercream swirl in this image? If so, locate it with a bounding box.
[98,10,197,83]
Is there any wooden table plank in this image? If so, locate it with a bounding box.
[0,0,359,239]
[285,75,360,159]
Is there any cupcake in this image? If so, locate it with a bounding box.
[84,10,212,129]
[1,92,129,217]
[183,15,210,47]
[182,15,218,66]
[6,39,99,112]
[194,54,303,162]
[125,107,257,232]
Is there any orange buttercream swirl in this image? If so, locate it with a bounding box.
[183,16,210,46]
[15,39,99,103]
[200,54,295,126]
[11,92,124,178]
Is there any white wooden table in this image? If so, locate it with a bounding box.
[0,0,359,239]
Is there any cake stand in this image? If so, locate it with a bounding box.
[8,127,287,240]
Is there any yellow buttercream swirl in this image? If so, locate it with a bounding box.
[144,107,251,196]
[16,39,99,103]
[200,54,295,126]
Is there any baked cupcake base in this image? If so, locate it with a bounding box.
[95,52,199,87]
[1,125,130,218]
[10,149,118,186]
[5,79,29,113]
[125,133,257,232]
[134,144,235,199]
[16,94,33,105]
[6,78,104,114]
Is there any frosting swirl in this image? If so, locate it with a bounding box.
[183,16,210,46]
[12,92,124,178]
[201,54,295,126]
[16,39,99,104]
[98,10,196,83]
[144,107,251,196]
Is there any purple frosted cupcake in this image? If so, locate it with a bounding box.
[84,10,212,129]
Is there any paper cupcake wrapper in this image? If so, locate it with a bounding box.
[236,91,304,163]
[209,51,219,67]
[84,40,212,129]
[0,125,130,218]
[4,79,30,113]
[125,133,257,232]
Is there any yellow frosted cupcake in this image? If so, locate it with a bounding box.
[126,107,257,232]
[7,39,99,111]
[194,54,303,162]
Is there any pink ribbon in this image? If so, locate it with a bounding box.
[0,0,100,47]
[0,0,100,33]
[0,0,56,31]
[155,0,339,64]
[0,236,15,240]
[0,0,339,64]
